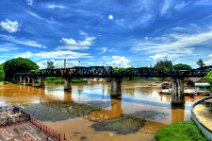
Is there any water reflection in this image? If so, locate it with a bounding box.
[85,99,123,121]
[171,105,185,123]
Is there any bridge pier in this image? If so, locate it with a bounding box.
[111,77,121,97]
[19,76,23,84]
[31,78,34,86]
[64,77,72,91]
[26,77,31,85]
[38,77,45,87]
[171,77,185,106]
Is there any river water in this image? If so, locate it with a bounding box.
[0,82,205,141]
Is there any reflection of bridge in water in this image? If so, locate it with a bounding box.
[14,65,212,106]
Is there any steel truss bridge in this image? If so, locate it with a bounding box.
[14,65,212,106]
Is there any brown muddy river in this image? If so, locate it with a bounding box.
[0,82,205,141]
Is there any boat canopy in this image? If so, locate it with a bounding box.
[194,83,210,87]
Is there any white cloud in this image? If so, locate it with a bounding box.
[205,54,212,66]
[37,60,47,69]
[0,34,46,48]
[26,0,33,6]
[16,51,33,58]
[145,36,149,40]
[27,11,50,23]
[174,2,187,10]
[108,15,114,20]
[58,37,95,50]
[53,60,81,68]
[0,61,5,65]
[161,0,172,16]
[111,56,130,68]
[47,4,67,9]
[132,31,212,55]
[36,59,81,69]
[128,14,153,29]
[79,30,87,36]
[97,47,117,55]
[195,0,212,5]
[205,58,212,65]
[35,51,92,59]
[149,53,168,61]
[0,43,18,52]
[98,47,107,55]
[0,19,20,33]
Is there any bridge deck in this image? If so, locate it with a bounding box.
[14,65,212,78]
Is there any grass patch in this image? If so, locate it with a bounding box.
[45,77,87,84]
[155,121,206,141]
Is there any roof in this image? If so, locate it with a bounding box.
[195,83,210,87]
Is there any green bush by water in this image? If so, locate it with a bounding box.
[155,121,206,141]
[0,81,13,84]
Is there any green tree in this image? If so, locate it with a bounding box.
[197,59,205,68]
[3,57,39,79]
[0,64,5,81]
[173,63,192,71]
[47,61,55,69]
[204,71,212,84]
[154,60,173,72]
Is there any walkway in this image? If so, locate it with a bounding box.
[193,99,212,131]
[0,106,64,141]
[0,121,54,141]
[192,96,212,140]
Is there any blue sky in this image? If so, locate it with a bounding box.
[0,0,212,68]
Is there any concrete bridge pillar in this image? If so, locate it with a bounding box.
[26,77,31,85]
[64,77,72,91]
[111,77,121,97]
[171,77,185,106]
[38,76,45,87]
[13,76,16,82]
[19,76,23,84]
[31,78,34,86]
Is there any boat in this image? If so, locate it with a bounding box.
[161,82,170,89]
[159,89,172,94]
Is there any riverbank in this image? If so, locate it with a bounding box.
[0,81,13,84]
[155,120,206,141]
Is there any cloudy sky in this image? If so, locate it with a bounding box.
[0,0,212,68]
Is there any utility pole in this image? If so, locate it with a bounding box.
[64,59,66,68]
